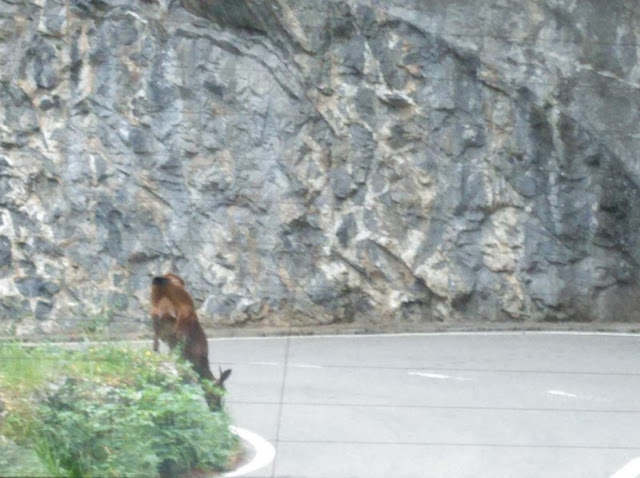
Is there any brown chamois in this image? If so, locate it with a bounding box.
[150,273,231,409]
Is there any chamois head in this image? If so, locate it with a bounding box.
[206,367,232,410]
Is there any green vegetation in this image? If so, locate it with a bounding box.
[0,342,238,477]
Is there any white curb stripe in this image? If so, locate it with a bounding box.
[207,330,640,341]
[611,458,640,478]
[224,426,276,477]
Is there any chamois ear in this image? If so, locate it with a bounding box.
[217,367,232,388]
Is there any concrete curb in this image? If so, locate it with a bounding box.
[224,426,275,477]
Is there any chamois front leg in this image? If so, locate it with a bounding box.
[152,316,160,352]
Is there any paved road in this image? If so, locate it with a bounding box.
[210,332,640,478]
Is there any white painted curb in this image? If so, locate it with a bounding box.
[224,426,276,477]
[611,457,640,478]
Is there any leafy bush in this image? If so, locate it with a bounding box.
[0,436,51,477]
[0,343,238,477]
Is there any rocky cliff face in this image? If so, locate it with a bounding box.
[2,0,640,336]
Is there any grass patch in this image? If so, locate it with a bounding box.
[0,342,238,477]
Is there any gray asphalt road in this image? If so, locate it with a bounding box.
[210,332,640,478]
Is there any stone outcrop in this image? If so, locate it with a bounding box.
[2,0,640,336]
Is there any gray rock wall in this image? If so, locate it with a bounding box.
[2,0,640,336]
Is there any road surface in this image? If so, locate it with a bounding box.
[211,332,640,478]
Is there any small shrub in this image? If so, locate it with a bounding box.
[0,343,238,477]
[0,436,51,477]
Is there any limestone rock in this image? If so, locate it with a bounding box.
[1,0,640,336]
